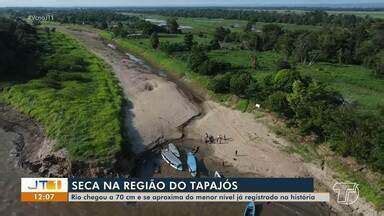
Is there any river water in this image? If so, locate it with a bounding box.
[0,28,332,215]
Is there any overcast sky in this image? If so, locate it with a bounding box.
[0,0,382,7]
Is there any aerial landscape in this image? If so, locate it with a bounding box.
[0,0,384,215]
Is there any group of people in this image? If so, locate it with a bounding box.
[204,133,228,144]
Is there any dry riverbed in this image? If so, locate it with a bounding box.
[51,25,379,215]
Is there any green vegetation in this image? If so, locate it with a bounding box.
[1,31,124,162]
[96,11,384,207]
[19,8,382,207]
[0,18,39,80]
[299,63,384,114]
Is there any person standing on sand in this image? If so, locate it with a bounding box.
[235,150,238,156]
[195,146,200,154]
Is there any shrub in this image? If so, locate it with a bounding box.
[208,73,232,93]
[188,46,208,71]
[277,59,292,70]
[197,60,231,76]
[160,42,186,55]
[266,91,291,117]
[229,73,251,96]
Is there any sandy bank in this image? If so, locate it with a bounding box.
[62,28,200,154]
[186,101,308,177]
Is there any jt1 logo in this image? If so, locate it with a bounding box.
[28,179,62,190]
[332,182,359,205]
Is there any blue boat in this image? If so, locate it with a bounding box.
[187,152,197,177]
[243,202,255,216]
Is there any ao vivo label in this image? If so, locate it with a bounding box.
[21,178,68,202]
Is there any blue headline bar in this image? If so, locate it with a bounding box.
[68,178,313,193]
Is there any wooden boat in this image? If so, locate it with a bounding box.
[187,152,197,177]
[214,171,222,178]
[243,202,255,216]
[168,143,180,158]
[161,148,182,171]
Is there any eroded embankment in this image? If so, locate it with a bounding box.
[0,103,69,177]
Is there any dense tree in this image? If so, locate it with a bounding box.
[261,24,283,50]
[266,91,292,117]
[150,32,159,49]
[276,32,296,59]
[197,60,230,76]
[293,32,319,64]
[374,51,384,77]
[208,73,232,93]
[214,26,230,42]
[209,39,221,50]
[242,33,262,51]
[372,22,384,49]
[287,80,343,136]
[0,18,39,80]
[166,18,179,34]
[188,46,208,72]
[229,73,251,96]
[277,59,292,70]
[184,33,194,50]
[244,21,253,32]
[245,80,261,100]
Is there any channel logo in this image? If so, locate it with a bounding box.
[21,178,68,202]
[27,179,62,190]
[332,182,359,205]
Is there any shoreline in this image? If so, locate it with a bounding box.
[93,26,381,215]
[61,26,334,214]
[3,23,378,215]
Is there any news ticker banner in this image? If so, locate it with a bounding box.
[21,178,330,202]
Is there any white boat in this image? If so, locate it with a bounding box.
[168,143,180,158]
[161,148,183,171]
[187,152,197,177]
[214,171,222,178]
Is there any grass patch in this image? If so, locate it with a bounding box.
[299,63,384,114]
[1,31,124,163]
[235,99,249,112]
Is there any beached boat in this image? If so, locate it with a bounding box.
[168,143,180,158]
[214,171,222,178]
[187,152,197,177]
[244,202,255,216]
[161,148,183,171]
